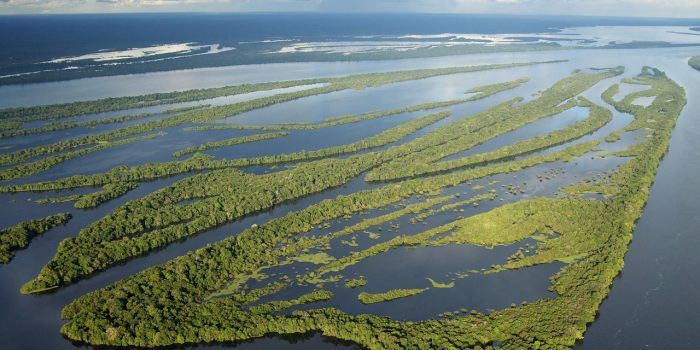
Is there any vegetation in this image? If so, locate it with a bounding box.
[3,51,686,350]
[185,78,529,132]
[365,67,623,181]
[248,290,333,314]
[690,56,700,71]
[49,135,595,310]
[0,112,156,139]
[0,63,547,181]
[172,132,288,157]
[0,76,528,195]
[344,277,368,289]
[208,111,452,167]
[22,133,596,294]
[36,182,139,209]
[358,288,428,304]
[291,252,336,265]
[14,70,608,296]
[0,213,71,264]
[374,97,612,181]
[427,278,455,289]
[52,67,689,350]
[0,105,204,140]
[174,63,552,126]
[411,193,498,224]
[0,132,166,181]
[1,153,229,193]
[0,80,326,122]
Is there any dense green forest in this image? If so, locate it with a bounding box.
[0,213,71,264]
[52,67,687,350]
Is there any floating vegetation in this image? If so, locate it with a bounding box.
[344,277,368,289]
[291,252,336,265]
[410,193,496,223]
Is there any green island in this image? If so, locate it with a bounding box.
[0,213,72,264]
[427,278,455,289]
[51,67,687,350]
[344,277,368,289]
[690,56,700,71]
[358,288,429,304]
[36,182,139,209]
[0,105,205,140]
[0,132,166,181]
[248,290,335,315]
[0,80,327,122]
[172,132,289,157]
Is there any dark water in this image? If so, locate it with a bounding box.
[1,13,699,85]
[2,13,698,65]
[0,31,699,350]
[577,51,700,350]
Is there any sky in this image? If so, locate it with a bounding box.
[0,0,699,18]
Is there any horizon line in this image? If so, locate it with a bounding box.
[0,11,699,21]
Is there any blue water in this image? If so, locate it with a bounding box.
[1,13,699,81]
[0,13,696,58]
